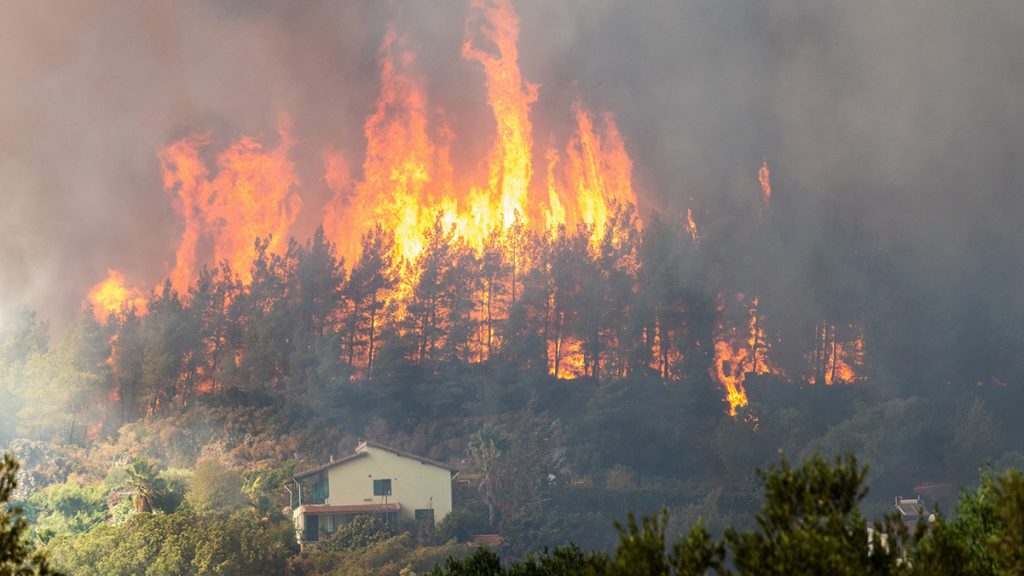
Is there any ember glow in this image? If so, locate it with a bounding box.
[809,322,864,385]
[685,207,699,244]
[758,158,772,205]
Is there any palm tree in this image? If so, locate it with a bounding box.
[122,458,160,514]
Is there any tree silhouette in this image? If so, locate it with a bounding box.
[1,454,59,575]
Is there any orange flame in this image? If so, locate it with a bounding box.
[711,295,780,415]
[758,158,772,204]
[89,0,643,367]
[563,105,637,247]
[87,269,148,321]
[685,207,699,244]
[322,0,638,267]
[809,323,864,385]
[545,146,566,234]
[464,0,538,230]
[325,27,453,265]
[159,119,301,291]
[549,336,586,380]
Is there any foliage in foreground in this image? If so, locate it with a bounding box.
[432,454,1024,576]
[287,533,472,576]
[45,509,297,576]
[9,448,1024,575]
[1,453,58,575]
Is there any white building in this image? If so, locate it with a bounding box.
[288,440,457,543]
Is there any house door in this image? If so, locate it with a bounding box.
[304,514,319,542]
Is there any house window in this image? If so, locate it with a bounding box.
[310,473,329,504]
[373,478,392,496]
[415,508,434,524]
[303,514,320,542]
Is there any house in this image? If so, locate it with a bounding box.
[895,496,932,531]
[867,496,933,556]
[287,440,457,543]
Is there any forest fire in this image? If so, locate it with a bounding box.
[808,323,865,385]
[7,2,1022,571]
[321,0,637,267]
[712,296,782,415]
[159,119,301,292]
[77,0,866,415]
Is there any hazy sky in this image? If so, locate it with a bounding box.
[2,0,1022,331]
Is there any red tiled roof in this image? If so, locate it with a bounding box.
[359,440,459,473]
[293,451,368,480]
[292,440,457,481]
[470,534,504,547]
[299,503,401,514]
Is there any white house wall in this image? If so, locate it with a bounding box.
[325,445,453,523]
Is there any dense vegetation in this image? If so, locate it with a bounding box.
[1,454,56,575]
[432,455,1024,576]
[5,450,1024,575]
[2,209,1023,571]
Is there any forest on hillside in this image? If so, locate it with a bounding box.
[3,0,1024,573]
[2,199,1023,573]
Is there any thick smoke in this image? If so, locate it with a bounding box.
[2,0,1022,335]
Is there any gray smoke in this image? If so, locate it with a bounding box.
[2,0,1022,332]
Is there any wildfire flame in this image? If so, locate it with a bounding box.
[685,207,699,244]
[160,118,301,291]
[324,26,453,264]
[78,2,867,414]
[323,0,638,267]
[87,269,148,321]
[711,295,781,415]
[809,323,864,385]
[562,105,637,247]
[463,0,538,231]
[758,158,772,204]
[90,119,301,320]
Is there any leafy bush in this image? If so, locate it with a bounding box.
[437,507,491,543]
[25,480,107,543]
[289,533,472,576]
[324,514,392,551]
[187,459,246,512]
[1,453,59,575]
[46,509,298,576]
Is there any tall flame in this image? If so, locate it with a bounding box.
[686,207,699,244]
[160,120,301,289]
[159,135,208,296]
[545,146,566,234]
[463,0,538,230]
[711,295,781,415]
[323,0,638,266]
[758,158,772,217]
[325,27,452,264]
[563,105,637,246]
